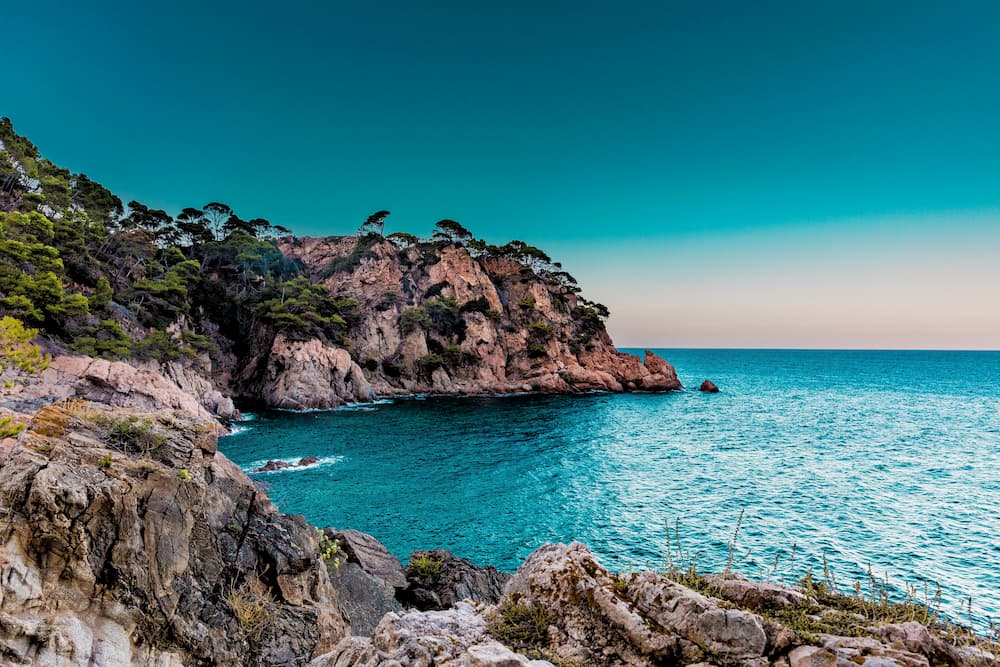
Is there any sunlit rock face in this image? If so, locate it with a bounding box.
[277,235,682,400]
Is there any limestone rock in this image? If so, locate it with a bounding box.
[503,542,773,666]
[332,529,408,590]
[309,601,551,666]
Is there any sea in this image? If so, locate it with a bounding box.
[219,349,1000,630]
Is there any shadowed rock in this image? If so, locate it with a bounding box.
[400,549,510,611]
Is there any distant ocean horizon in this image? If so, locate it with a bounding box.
[220,348,1000,630]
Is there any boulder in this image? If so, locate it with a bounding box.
[332,529,408,590]
[308,601,552,666]
[400,549,510,611]
[503,542,777,666]
[699,379,720,393]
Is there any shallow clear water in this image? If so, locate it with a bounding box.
[220,349,1000,629]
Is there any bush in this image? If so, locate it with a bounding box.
[528,320,553,339]
[418,353,444,373]
[0,416,25,439]
[527,343,548,358]
[322,236,378,275]
[517,296,535,309]
[382,359,404,378]
[489,600,551,652]
[459,296,491,314]
[105,416,166,455]
[407,554,443,579]
[400,306,431,334]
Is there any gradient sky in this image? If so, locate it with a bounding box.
[5,1,999,348]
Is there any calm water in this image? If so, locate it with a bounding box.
[220,349,1000,629]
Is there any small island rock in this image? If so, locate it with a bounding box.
[699,379,720,393]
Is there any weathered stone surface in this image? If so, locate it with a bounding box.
[702,573,809,610]
[309,602,551,666]
[0,400,346,666]
[400,549,510,611]
[0,354,236,423]
[503,542,772,666]
[333,529,408,590]
[241,334,374,410]
[329,561,399,638]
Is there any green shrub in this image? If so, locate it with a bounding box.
[97,454,113,469]
[489,600,551,651]
[527,343,548,358]
[407,554,443,579]
[400,306,431,334]
[517,296,535,309]
[418,353,444,373]
[178,468,192,481]
[528,320,553,338]
[0,416,26,439]
[105,416,166,455]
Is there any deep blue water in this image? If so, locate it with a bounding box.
[220,349,1000,629]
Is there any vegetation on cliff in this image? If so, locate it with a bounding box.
[1,117,619,394]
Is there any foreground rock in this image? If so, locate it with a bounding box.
[499,543,996,667]
[325,529,407,636]
[400,549,510,611]
[309,601,552,666]
[0,399,345,665]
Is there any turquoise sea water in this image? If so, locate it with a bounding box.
[220,349,1000,629]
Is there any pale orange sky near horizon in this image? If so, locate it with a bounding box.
[559,212,1000,350]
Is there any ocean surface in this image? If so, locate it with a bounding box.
[220,349,1000,629]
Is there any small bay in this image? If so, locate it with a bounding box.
[220,349,1000,629]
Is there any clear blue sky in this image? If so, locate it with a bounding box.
[5,1,999,348]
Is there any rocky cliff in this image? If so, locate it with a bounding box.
[273,235,679,402]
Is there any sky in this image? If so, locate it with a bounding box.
[4,1,999,349]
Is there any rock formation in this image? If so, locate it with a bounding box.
[699,379,720,393]
[400,549,510,611]
[0,400,344,665]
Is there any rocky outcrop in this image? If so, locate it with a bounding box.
[699,379,720,393]
[497,543,995,667]
[278,236,683,398]
[309,602,552,666]
[0,399,345,665]
[325,529,407,636]
[0,354,237,423]
[400,549,510,611]
[239,334,374,410]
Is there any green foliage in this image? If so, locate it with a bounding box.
[489,600,552,652]
[97,454,113,469]
[251,277,352,341]
[528,320,553,338]
[0,315,50,374]
[104,416,166,456]
[418,353,444,373]
[69,319,132,359]
[387,231,420,249]
[382,359,404,378]
[459,296,491,314]
[400,306,431,334]
[441,344,479,368]
[527,343,548,358]
[517,296,535,310]
[178,468,192,481]
[425,296,465,339]
[0,416,26,439]
[407,554,443,579]
[317,530,343,566]
[323,235,379,275]
[432,219,473,244]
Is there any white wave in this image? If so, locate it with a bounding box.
[243,455,343,474]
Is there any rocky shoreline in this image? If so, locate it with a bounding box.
[0,399,996,666]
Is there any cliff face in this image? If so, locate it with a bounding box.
[0,400,345,665]
[276,236,680,400]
